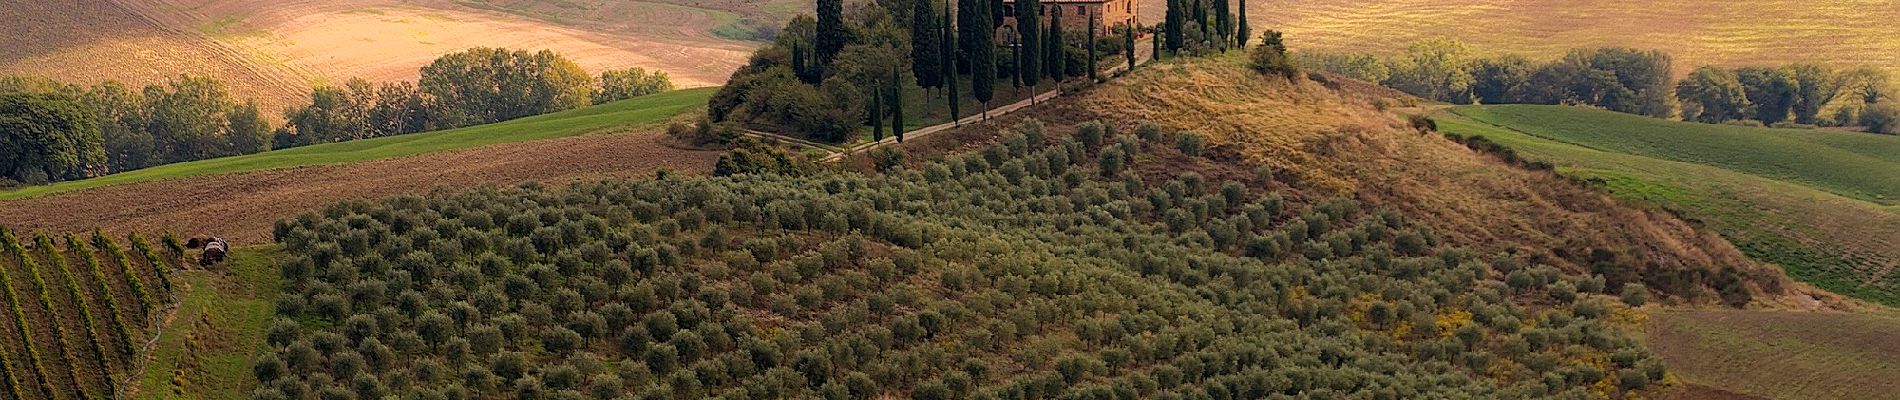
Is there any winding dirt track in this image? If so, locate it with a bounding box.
[0,131,720,245]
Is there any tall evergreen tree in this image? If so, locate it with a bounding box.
[1047,11,1065,80]
[1012,39,1024,94]
[943,7,962,125]
[1019,0,1041,97]
[1165,0,1184,54]
[1087,12,1098,82]
[957,0,979,73]
[817,0,845,64]
[1215,0,1231,51]
[792,44,812,84]
[870,87,885,141]
[1237,0,1250,48]
[1125,24,1137,71]
[971,2,996,117]
[891,67,906,142]
[1193,0,1208,40]
[913,0,944,93]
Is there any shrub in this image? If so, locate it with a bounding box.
[1249,31,1296,78]
[1175,132,1206,157]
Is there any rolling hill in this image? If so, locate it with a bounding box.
[1438,105,1900,306]
[0,88,721,244]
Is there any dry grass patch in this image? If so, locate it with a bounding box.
[1139,0,1900,76]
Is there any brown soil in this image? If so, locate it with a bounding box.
[0,131,721,245]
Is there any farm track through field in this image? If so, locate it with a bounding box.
[0,131,720,245]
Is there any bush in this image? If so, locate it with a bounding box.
[1862,102,1899,134]
[1249,31,1296,78]
[1175,133,1206,157]
[1620,283,1649,307]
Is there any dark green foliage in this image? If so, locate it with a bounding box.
[970,2,996,107]
[1087,14,1098,82]
[1248,31,1294,78]
[1046,10,1064,81]
[416,48,593,128]
[262,120,1665,399]
[1235,0,1249,48]
[1124,25,1137,72]
[1018,0,1042,91]
[911,0,945,91]
[1677,66,1751,123]
[891,67,906,142]
[1738,66,1801,124]
[943,10,961,124]
[816,0,845,65]
[870,88,885,142]
[0,92,104,184]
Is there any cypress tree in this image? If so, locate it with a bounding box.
[1087,12,1098,82]
[971,1,995,117]
[1125,24,1137,71]
[1019,0,1040,98]
[1216,0,1231,51]
[1012,39,1023,94]
[943,7,962,125]
[870,87,885,141]
[891,68,906,142]
[1047,11,1064,80]
[1194,0,1208,42]
[792,44,809,83]
[817,0,844,64]
[912,0,944,93]
[1165,0,1184,54]
[957,0,972,72]
[1237,0,1250,48]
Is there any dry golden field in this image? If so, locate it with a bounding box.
[1139,0,1900,76]
[0,0,308,112]
[2,0,756,111]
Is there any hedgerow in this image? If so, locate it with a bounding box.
[260,120,1666,399]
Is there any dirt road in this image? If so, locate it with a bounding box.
[0,131,719,244]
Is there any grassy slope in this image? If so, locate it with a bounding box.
[1,88,715,201]
[1454,105,1900,205]
[1438,106,1900,305]
[1646,310,1900,400]
[135,245,281,400]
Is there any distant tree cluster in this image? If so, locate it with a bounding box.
[1678,64,1894,131]
[278,48,675,148]
[1,49,675,187]
[1298,41,1676,117]
[1,76,269,185]
[1296,39,1900,134]
[260,118,1671,399]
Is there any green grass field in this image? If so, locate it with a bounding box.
[1,88,715,201]
[1438,105,1900,306]
[1453,106,1900,205]
[136,245,282,399]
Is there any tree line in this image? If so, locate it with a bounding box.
[1296,39,1899,134]
[0,49,674,187]
[709,0,1133,143]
